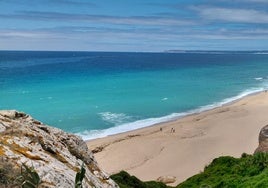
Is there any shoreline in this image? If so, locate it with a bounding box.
[87,91,268,185]
[83,88,265,141]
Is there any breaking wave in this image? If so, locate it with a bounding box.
[77,87,267,140]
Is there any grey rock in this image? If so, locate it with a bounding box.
[0,122,6,132]
[0,110,118,188]
[157,175,176,184]
[255,124,268,153]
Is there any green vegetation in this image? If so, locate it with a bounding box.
[16,163,41,188]
[178,152,268,188]
[111,153,268,188]
[75,163,86,188]
[110,171,170,188]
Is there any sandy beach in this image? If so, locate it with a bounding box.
[87,91,268,185]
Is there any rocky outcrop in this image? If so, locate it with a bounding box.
[255,124,268,153]
[0,110,118,188]
[157,175,176,184]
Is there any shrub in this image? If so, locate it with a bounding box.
[111,153,268,188]
[75,163,86,188]
[111,171,171,188]
[15,163,41,188]
[177,153,268,188]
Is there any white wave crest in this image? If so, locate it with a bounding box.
[98,112,133,125]
[77,87,267,141]
[255,77,263,81]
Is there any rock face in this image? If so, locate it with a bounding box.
[255,124,268,153]
[0,110,118,188]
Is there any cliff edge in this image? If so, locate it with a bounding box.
[0,110,118,188]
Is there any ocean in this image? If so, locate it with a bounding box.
[1,51,268,140]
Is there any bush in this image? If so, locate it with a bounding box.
[177,153,268,188]
[75,163,86,188]
[111,153,268,188]
[110,171,170,188]
[15,163,41,188]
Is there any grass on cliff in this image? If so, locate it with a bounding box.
[111,152,268,188]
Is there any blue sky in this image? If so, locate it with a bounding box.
[0,0,268,52]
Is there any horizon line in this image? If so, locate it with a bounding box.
[1,49,268,53]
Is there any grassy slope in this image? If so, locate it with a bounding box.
[111,153,268,188]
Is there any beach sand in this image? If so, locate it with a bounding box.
[87,91,268,185]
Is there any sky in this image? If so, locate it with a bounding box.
[0,0,268,52]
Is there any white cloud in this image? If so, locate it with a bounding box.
[243,0,268,3]
[241,29,268,34]
[0,32,41,38]
[0,11,195,27]
[195,7,268,23]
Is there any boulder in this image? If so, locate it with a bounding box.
[0,110,118,188]
[157,175,176,184]
[255,124,268,153]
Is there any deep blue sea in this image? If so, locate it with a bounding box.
[1,51,268,140]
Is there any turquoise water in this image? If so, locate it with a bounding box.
[1,51,268,139]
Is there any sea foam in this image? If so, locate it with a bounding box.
[255,77,263,81]
[77,87,266,140]
[98,112,133,125]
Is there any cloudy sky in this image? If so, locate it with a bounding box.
[0,0,268,52]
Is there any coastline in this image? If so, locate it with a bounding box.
[87,91,268,185]
[82,88,265,140]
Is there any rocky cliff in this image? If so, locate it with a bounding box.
[0,110,118,188]
[255,124,268,153]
